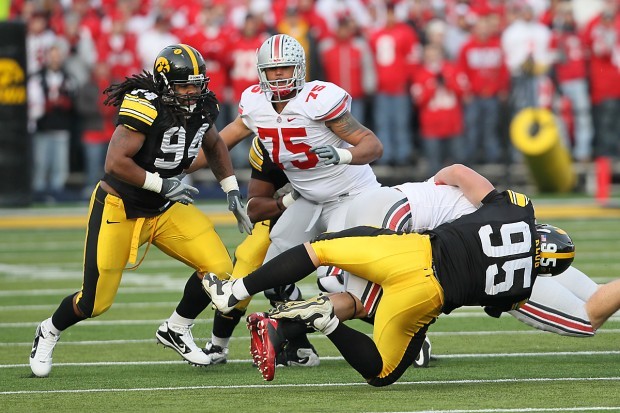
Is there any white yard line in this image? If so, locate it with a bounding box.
[2,351,619,369]
[0,376,618,395]
[2,329,620,347]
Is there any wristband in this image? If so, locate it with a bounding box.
[220,175,239,193]
[276,197,285,211]
[142,171,163,193]
[335,148,353,164]
[281,192,296,208]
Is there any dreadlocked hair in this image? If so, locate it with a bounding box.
[104,71,187,125]
[103,71,158,107]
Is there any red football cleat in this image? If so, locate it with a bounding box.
[257,317,280,381]
[246,312,268,367]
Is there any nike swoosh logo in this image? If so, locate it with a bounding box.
[287,117,296,122]
[106,219,120,224]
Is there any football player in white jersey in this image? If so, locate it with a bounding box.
[219,33,382,263]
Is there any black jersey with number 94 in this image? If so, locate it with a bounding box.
[103,88,211,218]
[428,190,539,314]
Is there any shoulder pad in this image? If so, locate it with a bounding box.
[239,85,264,116]
[304,81,351,121]
[249,136,264,172]
[506,190,530,207]
[119,91,159,129]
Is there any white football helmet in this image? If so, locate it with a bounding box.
[256,34,306,102]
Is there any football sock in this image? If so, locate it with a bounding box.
[211,335,229,348]
[42,317,61,336]
[231,278,250,301]
[211,308,245,346]
[326,323,382,379]
[176,271,211,319]
[243,244,316,296]
[51,293,86,331]
[168,311,194,326]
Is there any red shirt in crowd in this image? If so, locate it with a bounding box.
[96,31,140,82]
[320,37,369,99]
[228,32,269,102]
[369,22,420,95]
[458,35,508,97]
[412,63,467,138]
[550,30,587,83]
[582,12,620,104]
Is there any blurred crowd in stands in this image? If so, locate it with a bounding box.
[9,0,620,201]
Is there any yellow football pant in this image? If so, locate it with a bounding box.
[311,231,444,381]
[75,185,233,317]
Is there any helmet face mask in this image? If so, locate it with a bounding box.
[256,34,306,102]
[536,223,575,276]
[153,44,210,114]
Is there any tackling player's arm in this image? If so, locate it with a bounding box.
[103,125,148,187]
[185,116,254,172]
[245,179,282,223]
[324,111,383,165]
[433,163,495,207]
[200,126,236,181]
[245,137,295,223]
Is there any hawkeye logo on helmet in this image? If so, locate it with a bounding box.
[155,57,170,73]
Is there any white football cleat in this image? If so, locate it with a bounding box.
[156,322,211,366]
[201,272,239,314]
[279,346,320,367]
[30,322,60,377]
[204,341,229,365]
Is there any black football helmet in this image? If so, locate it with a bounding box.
[153,44,210,113]
[536,223,575,276]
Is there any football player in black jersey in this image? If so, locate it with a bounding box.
[203,164,575,386]
[29,44,252,377]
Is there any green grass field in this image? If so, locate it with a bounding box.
[0,203,619,413]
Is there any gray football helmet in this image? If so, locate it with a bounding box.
[256,34,306,102]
